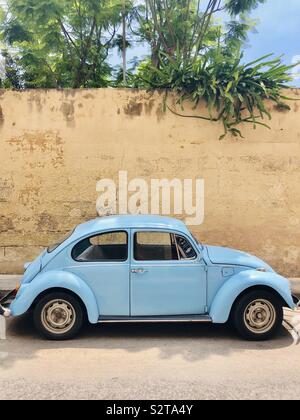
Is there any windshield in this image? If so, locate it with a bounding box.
[47,229,75,253]
[190,232,204,250]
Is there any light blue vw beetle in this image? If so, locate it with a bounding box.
[1,215,295,340]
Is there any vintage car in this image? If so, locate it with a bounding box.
[0,215,295,340]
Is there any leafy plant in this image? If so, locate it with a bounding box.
[129,0,297,138]
[0,0,129,88]
[132,51,296,138]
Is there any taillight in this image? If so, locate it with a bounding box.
[12,284,20,297]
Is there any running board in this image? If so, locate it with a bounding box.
[98,315,212,323]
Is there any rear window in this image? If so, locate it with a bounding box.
[72,231,128,262]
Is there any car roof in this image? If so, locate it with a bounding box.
[41,215,193,264]
[74,215,189,237]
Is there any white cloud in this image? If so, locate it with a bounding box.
[291,55,300,80]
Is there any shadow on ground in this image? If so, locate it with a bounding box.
[0,312,293,368]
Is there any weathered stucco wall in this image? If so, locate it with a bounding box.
[0,88,300,275]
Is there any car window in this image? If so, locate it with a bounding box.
[47,229,75,253]
[134,231,179,261]
[72,231,128,262]
[175,235,197,260]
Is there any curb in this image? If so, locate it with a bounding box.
[0,275,22,292]
[291,278,300,294]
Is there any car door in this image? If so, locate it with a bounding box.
[130,229,207,316]
[66,230,130,316]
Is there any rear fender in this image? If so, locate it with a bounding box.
[10,270,99,324]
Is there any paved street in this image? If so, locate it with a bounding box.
[0,313,299,400]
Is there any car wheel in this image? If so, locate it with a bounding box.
[33,292,84,340]
[232,290,283,341]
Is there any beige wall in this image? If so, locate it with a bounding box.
[0,88,300,276]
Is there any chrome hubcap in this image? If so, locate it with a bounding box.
[244,299,276,334]
[41,299,76,334]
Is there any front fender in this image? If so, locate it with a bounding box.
[210,270,294,324]
[10,270,99,324]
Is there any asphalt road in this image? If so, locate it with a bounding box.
[0,313,300,400]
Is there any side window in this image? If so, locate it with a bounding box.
[134,231,179,261]
[72,231,128,262]
[175,235,197,260]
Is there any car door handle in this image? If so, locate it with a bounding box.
[131,268,148,274]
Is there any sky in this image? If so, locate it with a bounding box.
[242,0,300,84]
[110,0,300,86]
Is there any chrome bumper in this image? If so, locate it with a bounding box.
[0,289,17,317]
[0,304,11,317]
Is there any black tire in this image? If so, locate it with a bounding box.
[231,290,283,341]
[33,292,84,340]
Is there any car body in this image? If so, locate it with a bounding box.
[2,215,295,340]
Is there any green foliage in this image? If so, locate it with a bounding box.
[112,34,132,52]
[133,51,295,139]
[1,50,22,89]
[225,0,266,15]
[130,0,267,68]
[129,0,296,138]
[0,0,128,88]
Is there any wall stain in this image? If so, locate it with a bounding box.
[28,92,43,112]
[7,130,65,168]
[0,178,13,202]
[0,105,4,125]
[83,93,94,99]
[0,216,14,233]
[36,212,58,232]
[60,101,75,127]
[18,186,41,208]
[144,99,155,115]
[123,99,143,117]
[63,89,76,98]
[101,155,114,161]
[156,103,164,122]
[240,156,262,164]
[273,103,290,113]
